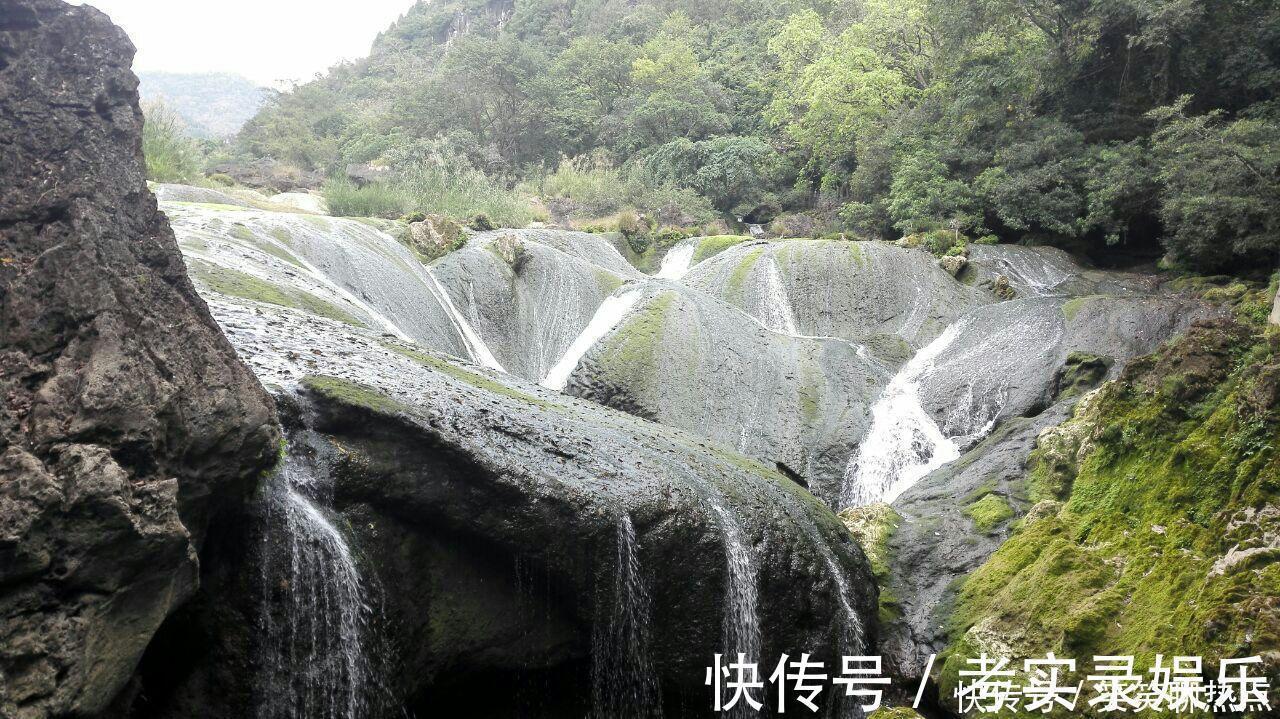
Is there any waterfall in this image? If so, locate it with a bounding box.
[706,496,762,719]
[706,498,761,661]
[656,241,697,280]
[840,322,966,507]
[258,428,375,719]
[754,255,799,335]
[420,266,505,372]
[817,540,866,719]
[541,285,644,390]
[591,515,663,719]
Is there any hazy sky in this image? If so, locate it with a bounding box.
[76,0,421,88]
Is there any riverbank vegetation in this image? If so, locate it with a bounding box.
[220,0,1279,272]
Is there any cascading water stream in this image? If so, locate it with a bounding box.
[541,285,644,390]
[419,266,506,372]
[754,255,800,335]
[656,241,697,280]
[591,515,663,719]
[705,497,762,671]
[258,425,376,719]
[840,322,967,508]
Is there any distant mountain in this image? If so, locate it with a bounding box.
[138,71,273,138]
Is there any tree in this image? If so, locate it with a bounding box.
[1149,97,1280,270]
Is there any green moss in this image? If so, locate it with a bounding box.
[595,268,624,294]
[839,504,903,622]
[600,291,676,380]
[301,375,409,415]
[230,224,255,241]
[380,342,552,408]
[848,241,866,268]
[868,708,925,719]
[1060,295,1097,322]
[303,215,331,230]
[692,235,749,264]
[727,247,765,301]
[941,324,1280,712]
[190,260,362,326]
[167,201,251,212]
[963,493,1014,532]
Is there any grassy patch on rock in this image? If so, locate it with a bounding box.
[693,235,749,264]
[599,291,676,381]
[380,342,552,408]
[840,504,903,622]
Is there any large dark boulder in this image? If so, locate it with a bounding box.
[0,2,278,715]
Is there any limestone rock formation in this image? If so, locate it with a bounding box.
[431,228,645,381]
[0,2,278,716]
[150,285,878,715]
[566,281,887,504]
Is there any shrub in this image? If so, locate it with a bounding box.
[141,101,203,184]
[469,213,495,231]
[207,173,235,187]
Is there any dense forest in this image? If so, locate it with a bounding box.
[231,0,1280,272]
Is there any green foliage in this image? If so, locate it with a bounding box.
[238,0,1280,272]
[322,179,408,219]
[533,156,716,227]
[142,101,204,184]
[963,493,1014,532]
[322,141,533,226]
[1149,97,1280,271]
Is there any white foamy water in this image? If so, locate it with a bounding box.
[656,241,697,280]
[840,322,967,507]
[420,266,505,372]
[541,285,644,390]
[706,498,761,663]
[591,515,663,719]
[753,255,799,335]
[259,438,374,719]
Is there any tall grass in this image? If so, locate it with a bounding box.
[142,101,203,184]
[323,146,534,227]
[530,156,715,226]
[322,179,409,219]
[398,160,533,227]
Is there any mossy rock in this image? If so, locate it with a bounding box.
[962,493,1014,532]
[189,259,362,326]
[1052,352,1111,401]
[301,375,410,415]
[941,320,1280,715]
[692,235,749,264]
[869,708,925,719]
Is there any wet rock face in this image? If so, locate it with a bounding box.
[0,2,278,715]
[566,282,886,505]
[432,229,644,381]
[171,292,877,715]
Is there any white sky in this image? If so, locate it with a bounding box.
[75,0,422,88]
